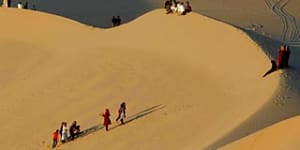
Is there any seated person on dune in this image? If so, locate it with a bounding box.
[165,1,191,15]
[177,2,186,15]
[165,0,172,14]
[185,1,192,13]
[69,121,81,140]
[170,1,178,13]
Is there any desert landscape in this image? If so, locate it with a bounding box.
[0,0,300,150]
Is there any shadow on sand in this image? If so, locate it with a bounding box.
[76,104,165,139]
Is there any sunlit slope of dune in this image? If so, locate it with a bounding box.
[0,9,278,150]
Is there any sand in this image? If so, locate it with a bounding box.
[0,3,300,150]
[220,116,300,150]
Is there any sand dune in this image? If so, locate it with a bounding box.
[0,8,283,150]
[205,32,300,149]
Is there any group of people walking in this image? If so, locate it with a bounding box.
[165,0,192,15]
[111,16,122,27]
[52,121,81,148]
[52,102,126,148]
[263,45,291,77]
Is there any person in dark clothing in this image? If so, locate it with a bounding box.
[7,0,11,7]
[283,45,291,68]
[69,121,81,140]
[116,102,126,125]
[184,1,192,13]
[116,16,121,26]
[165,0,172,14]
[112,16,117,27]
[23,1,28,9]
[263,60,278,77]
[59,122,64,137]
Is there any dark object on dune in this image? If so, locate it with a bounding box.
[185,1,192,13]
[112,16,117,27]
[7,0,11,7]
[116,16,121,26]
[165,0,172,14]
[23,1,28,9]
[69,121,81,140]
[282,45,290,68]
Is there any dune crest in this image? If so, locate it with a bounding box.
[0,8,279,150]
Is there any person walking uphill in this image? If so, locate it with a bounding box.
[69,121,81,140]
[52,129,59,148]
[60,122,68,143]
[116,102,126,124]
[101,109,111,131]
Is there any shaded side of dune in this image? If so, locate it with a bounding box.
[206,30,300,150]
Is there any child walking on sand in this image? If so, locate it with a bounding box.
[52,129,59,148]
[101,109,111,131]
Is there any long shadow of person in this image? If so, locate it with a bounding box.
[263,60,278,77]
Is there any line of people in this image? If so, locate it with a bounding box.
[52,102,126,148]
[165,0,192,15]
[52,121,81,148]
[263,45,291,77]
[111,16,122,27]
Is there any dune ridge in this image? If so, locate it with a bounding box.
[0,8,284,150]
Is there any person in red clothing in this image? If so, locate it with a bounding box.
[52,129,59,148]
[101,109,111,131]
[277,45,285,69]
[263,45,289,78]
